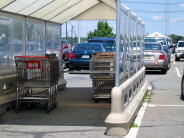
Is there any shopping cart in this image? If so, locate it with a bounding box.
[14,54,59,113]
[90,52,115,103]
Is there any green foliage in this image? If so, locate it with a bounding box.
[169,34,184,44]
[130,123,138,128]
[87,21,115,39]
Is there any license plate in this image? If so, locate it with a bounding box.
[82,55,89,58]
[144,56,154,59]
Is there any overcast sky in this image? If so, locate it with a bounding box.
[62,0,184,38]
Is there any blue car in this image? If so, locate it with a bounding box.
[69,42,105,70]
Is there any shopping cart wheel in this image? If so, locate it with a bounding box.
[108,99,111,103]
[47,106,51,114]
[15,105,19,113]
[54,101,57,108]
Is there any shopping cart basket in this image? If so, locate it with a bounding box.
[90,52,115,103]
[14,54,59,113]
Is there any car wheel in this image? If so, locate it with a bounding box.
[175,56,180,61]
[167,61,170,70]
[181,75,184,100]
[161,68,167,74]
[65,63,69,68]
[69,64,75,71]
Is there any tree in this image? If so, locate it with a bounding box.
[87,21,115,39]
[169,34,184,44]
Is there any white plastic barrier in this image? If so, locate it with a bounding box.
[105,67,148,136]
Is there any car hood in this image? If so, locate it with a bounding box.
[176,47,184,50]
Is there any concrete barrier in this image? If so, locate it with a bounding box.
[0,74,17,114]
[105,67,148,136]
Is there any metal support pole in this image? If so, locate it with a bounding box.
[44,22,46,55]
[115,0,121,87]
[78,20,80,43]
[66,22,68,40]
[23,19,26,55]
[136,17,138,73]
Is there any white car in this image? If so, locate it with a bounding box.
[175,40,184,61]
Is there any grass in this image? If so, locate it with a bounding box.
[143,89,151,103]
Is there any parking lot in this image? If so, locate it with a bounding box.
[0,54,184,138]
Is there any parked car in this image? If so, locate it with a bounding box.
[181,70,184,100]
[144,42,170,74]
[175,40,184,61]
[88,37,115,52]
[69,42,106,70]
[61,39,71,68]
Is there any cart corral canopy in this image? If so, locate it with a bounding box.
[0,0,116,24]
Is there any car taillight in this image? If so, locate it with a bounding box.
[159,52,165,60]
[63,45,68,49]
[69,53,76,58]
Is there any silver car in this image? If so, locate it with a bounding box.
[144,42,170,74]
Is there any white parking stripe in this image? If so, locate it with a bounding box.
[148,104,184,107]
[175,67,182,78]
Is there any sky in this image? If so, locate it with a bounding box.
[62,0,184,38]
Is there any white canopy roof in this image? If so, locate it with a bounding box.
[0,0,116,24]
[147,32,167,38]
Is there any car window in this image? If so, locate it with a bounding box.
[145,39,167,46]
[74,43,103,51]
[144,44,161,50]
[178,42,184,47]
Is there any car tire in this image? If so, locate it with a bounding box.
[181,75,184,100]
[65,63,69,68]
[69,64,75,71]
[69,67,74,71]
[161,68,167,74]
[175,56,180,61]
[167,61,170,70]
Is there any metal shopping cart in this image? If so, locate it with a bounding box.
[90,52,115,103]
[14,54,59,113]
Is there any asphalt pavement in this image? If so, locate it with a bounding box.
[0,54,184,138]
[137,55,184,138]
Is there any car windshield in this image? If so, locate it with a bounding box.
[144,44,161,50]
[88,40,115,50]
[145,38,167,46]
[74,43,103,51]
[178,42,184,47]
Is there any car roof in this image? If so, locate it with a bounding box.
[88,37,115,41]
[77,42,102,45]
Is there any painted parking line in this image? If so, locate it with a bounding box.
[175,67,182,78]
[148,104,184,107]
[126,102,148,138]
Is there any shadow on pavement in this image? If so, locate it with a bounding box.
[0,87,111,127]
